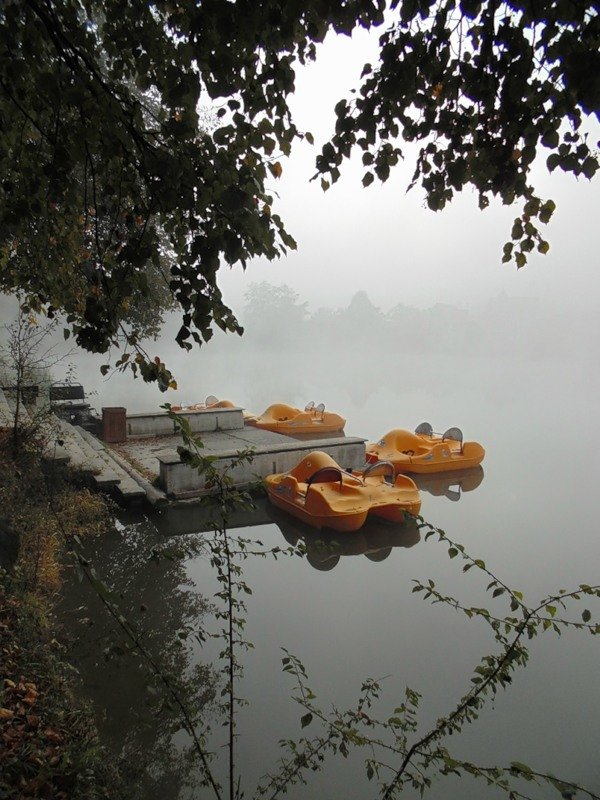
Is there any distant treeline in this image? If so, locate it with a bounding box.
[232,282,597,361]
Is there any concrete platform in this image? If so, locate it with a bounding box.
[38,399,365,505]
[112,426,366,499]
[125,406,244,437]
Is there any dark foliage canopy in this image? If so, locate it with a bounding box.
[0,0,597,385]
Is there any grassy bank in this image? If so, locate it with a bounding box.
[0,430,126,799]
[0,573,125,800]
[0,430,110,594]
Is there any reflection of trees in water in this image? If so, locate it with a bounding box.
[59,514,217,800]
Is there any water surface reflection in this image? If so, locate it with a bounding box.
[413,467,485,501]
[270,507,421,570]
[59,352,600,800]
[59,516,217,799]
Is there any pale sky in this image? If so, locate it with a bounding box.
[217,28,600,315]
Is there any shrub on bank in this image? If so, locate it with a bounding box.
[0,572,125,800]
[0,430,110,593]
[0,430,125,799]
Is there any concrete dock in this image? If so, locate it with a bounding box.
[0,390,366,506]
[121,424,364,500]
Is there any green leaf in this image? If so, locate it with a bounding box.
[539,200,556,224]
[510,761,532,775]
[582,157,598,180]
[537,240,550,254]
[510,761,533,781]
[511,221,523,240]
[515,252,527,269]
[541,129,559,149]
[582,609,591,623]
[546,153,561,172]
[301,712,313,728]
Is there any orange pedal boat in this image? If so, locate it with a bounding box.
[246,402,345,435]
[265,451,421,532]
[366,423,485,474]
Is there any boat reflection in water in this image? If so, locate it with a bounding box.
[412,466,485,502]
[152,499,419,572]
[267,505,421,571]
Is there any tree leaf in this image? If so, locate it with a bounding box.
[362,171,374,188]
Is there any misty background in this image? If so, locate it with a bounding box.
[3,277,593,425]
[1,23,598,429]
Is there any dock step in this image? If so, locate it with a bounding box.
[46,418,144,501]
[47,416,96,472]
[101,443,167,506]
[72,427,145,500]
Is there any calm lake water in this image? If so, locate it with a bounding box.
[59,351,600,799]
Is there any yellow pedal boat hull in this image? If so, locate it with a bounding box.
[246,403,345,435]
[366,427,485,474]
[265,451,421,532]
